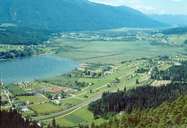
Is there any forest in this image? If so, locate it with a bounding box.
[1,93,187,128]
[162,26,187,35]
[86,95,187,128]
[0,26,52,45]
[0,47,34,60]
[184,40,187,45]
[0,109,41,128]
[88,82,187,118]
[151,61,187,81]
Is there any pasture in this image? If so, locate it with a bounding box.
[56,107,105,126]
[53,60,152,126]
[17,95,48,105]
[53,39,186,64]
[30,102,62,115]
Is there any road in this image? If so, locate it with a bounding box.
[32,93,102,121]
[32,64,138,121]
[32,80,111,121]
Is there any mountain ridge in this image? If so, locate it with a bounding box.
[150,14,187,27]
[0,0,165,31]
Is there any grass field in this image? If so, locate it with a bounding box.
[56,107,104,126]
[40,56,180,127]
[4,31,186,127]
[61,97,84,109]
[167,34,187,45]
[26,81,56,90]
[49,60,152,127]
[31,60,144,126]
[17,95,48,105]
[43,75,79,87]
[53,39,186,64]
[30,103,62,115]
[7,85,26,95]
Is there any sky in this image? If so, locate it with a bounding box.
[89,0,187,15]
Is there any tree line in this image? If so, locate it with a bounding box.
[151,61,187,82]
[88,82,187,118]
[0,26,51,45]
[0,47,34,60]
[0,109,41,128]
[86,95,187,128]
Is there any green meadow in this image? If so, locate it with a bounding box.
[54,39,186,64]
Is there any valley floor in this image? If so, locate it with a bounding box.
[1,29,187,127]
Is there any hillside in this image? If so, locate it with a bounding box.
[88,95,187,128]
[0,109,41,128]
[162,26,187,35]
[88,82,187,117]
[0,26,52,45]
[0,0,164,31]
[150,15,187,26]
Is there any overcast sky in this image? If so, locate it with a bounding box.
[89,0,187,15]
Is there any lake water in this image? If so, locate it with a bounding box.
[0,55,78,83]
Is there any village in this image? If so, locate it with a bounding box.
[1,55,186,122]
[0,62,119,115]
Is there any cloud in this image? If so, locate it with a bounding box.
[170,0,182,2]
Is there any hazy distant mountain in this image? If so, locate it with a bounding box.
[162,26,187,35]
[150,15,187,27]
[0,0,165,31]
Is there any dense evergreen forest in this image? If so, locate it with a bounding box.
[86,95,187,128]
[87,61,187,127]
[1,61,187,128]
[184,40,187,45]
[88,82,187,118]
[151,61,187,81]
[0,109,41,128]
[162,27,187,35]
[0,110,62,128]
[0,47,34,60]
[1,94,187,128]
[0,26,52,45]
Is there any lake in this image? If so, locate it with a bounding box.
[0,55,78,83]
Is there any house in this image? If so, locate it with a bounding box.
[112,78,120,84]
[104,71,112,76]
[83,70,97,78]
[21,106,29,112]
[174,62,182,66]
[78,63,89,71]
[52,100,60,105]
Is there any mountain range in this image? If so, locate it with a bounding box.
[150,15,187,27]
[0,0,165,31]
